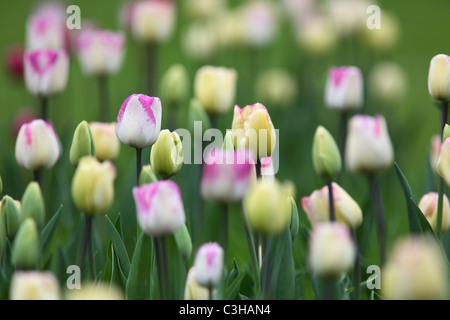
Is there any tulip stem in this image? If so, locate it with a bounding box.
[98,76,109,122]
[145,44,157,95]
[136,148,142,186]
[327,180,336,222]
[208,286,214,300]
[33,170,41,187]
[338,111,348,161]
[221,204,228,260]
[40,96,48,120]
[79,214,95,280]
[351,231,361,300]
[255,160,261,178]
[154,236,168,300]
[441,102,448,140]
[369,175,386,264]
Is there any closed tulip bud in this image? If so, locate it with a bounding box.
[217,10,246,49]
[201,148,254,203]
[309,222,356,276]
[369,62,407,104]
[444,124,450,141]
[418,192,450,234]
[10,271,61,300]
[241,2,278,48]
[21,182,45,228]
[66,282,124,300]
[301,183,363,229]
[12,218,38,269]
[428,54,450,102]
[116,94,162,149]
[26,7,67,50]
[430,135,441,173]
[71,157,116,215]
[244,179,292,235]
[139,165,158,186]
[184,267,211,300]
[327,0,368,36]
[133,180,185,237]
[130,0,176,44]
[150,130,183,179]
[255,69,298,109]
[345,115,394,174]
[363,11,399,53]
[296,16,337,55]
[183,21,219,61]
[185,0,225,19]
[187,99,210,133]
[194,66,237,115]
[1,196,22,241]
[160,64,189,106]
[312,126,341,180]
[325,66,363,111]
[89,122,120,162]
[232,103,276,160]
[76,30,125,77]
[193,242,224,288]
[15,119,61,172]
[382,237,448,300]
[70,121,96,167]
[174,224,192,262]
[24,49,69,97]
[289,196,300,240]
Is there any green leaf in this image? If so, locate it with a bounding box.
[40,205,62,254]
[227,259,240,287]
[289,197,300,242]
[126,232,153,300]
[105,215,131,278]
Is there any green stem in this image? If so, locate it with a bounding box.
[351,231,361,300]
[33,170,41,187]
[437,177,445,240]
[338,111,348,161]
[208,286,214,300]
[327,180,336,222]
[136,148,142,186]
[154,237,166,300]
[146,44,157,95]
[221,204,228,260]
[98,76,109,122]
[40,96,48,120]
[79,214,94,280]
[369,175,386,264]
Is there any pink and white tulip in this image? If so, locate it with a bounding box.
[115,94,162,149]
[241,2,277,48]
[15,119,61,171]
[201,148,255,203]
[133,180,185,237]
[325,66,363,111]
[24,49,69,97]
[418,192,450,234]
[193,243,224,288]
[76,30,126,77]
[345,115,394,174]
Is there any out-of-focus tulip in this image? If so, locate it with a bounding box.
[12,218,38,269]
[66,282,124,300]
[11,108,37,139]
[327,0,369,36]
[428,54,450,102]
[194,66,237,115]
[1,196,21,241]
[241,2,278,48]
[382,237,448,300]
[24,49,69,97]
[201,148,254,203]
[71,157,116,215]
[260,156,275,181]
[133,180,185,237]
[255,69,297,109]
[296,15,337,55]
[139,165,158,185]
[174,224,192,262]
[301,182,363,229]
[345,115,394,174]
[183,21,219,61]
[90,122,120,162]
[70,121,95,167]
[10,271,61,300]
[150,129,183,179]
[185,0,225,19]
[232,103,276,160]
[437,138,450,187]
[15,119,61,172]
[217,10,246,49]
[129,0,176,44]
[369,62,407,104]
[312,126,341,180]
[184,267,210,300]
[75,30,125,77]
[430,135,441,173]
[160,64,189,106]
[363,11,400,53]
[4,44,24,80]
[193,243,224,288]
[418,192,450,234]
[325,66,363,111]
[115,94,162,149]
[21,182,45,229]
[309,222,356,276]
[245,179,292,235]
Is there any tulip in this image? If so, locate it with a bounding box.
[66,282,124,300]
[309,222,356,276]
[75,30,125,77]
[71,157,116,215]
[129,0,176,44]
[201,148,254,203]
[193,243,224,289]
[194,66,237,115]
[369,62,407,104]
[26,5,67,50]
[184,267,210,300]
[15,119,61,172]
[11,108,37,139]
[139,165,158,186]
[241,2,277,48]
[428,54,450,102]
[185,0,225,19]
[437,138,450,186]
[363,11,400,53]
[70,121,95,167]
[115,94,162,149]
[174,224,193,262]
[345,115,394,174]
[10,271,61,300]
[301,183,363,229]
[382,237,448,300]
[260,156,275,181]
[150,130,183,179]
[255,69,297,109]
[312,126,341,180]
[296,15,337,55]
[327,0,369,36]
[160,64,189,107]
[183,21,219,61]
[244,179,292,235]
[89,122,120,162]
[20,182,45,229]
[1,196,21,241]
[217,10,246,49]
[24,49,69,98]
[430,135,441,173]
[325,66,363,111]
[12,218,38,269]
[4,44,24,80]
[418,192,450,234]
[232,103,276,160]
[133,180,185,237]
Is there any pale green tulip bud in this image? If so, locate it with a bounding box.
[312,126,341,180]
[12,218,38,269]
[21,182,45,229]
[139,165,158,186]
[289,197,300,240]
[70,121,96,167]
[1,196,21,241]
[174,224,192,262]
[150,130,183,179]
[444,124,450,142]
[161,64,189,106]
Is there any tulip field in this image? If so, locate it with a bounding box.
[1,0,450,302]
